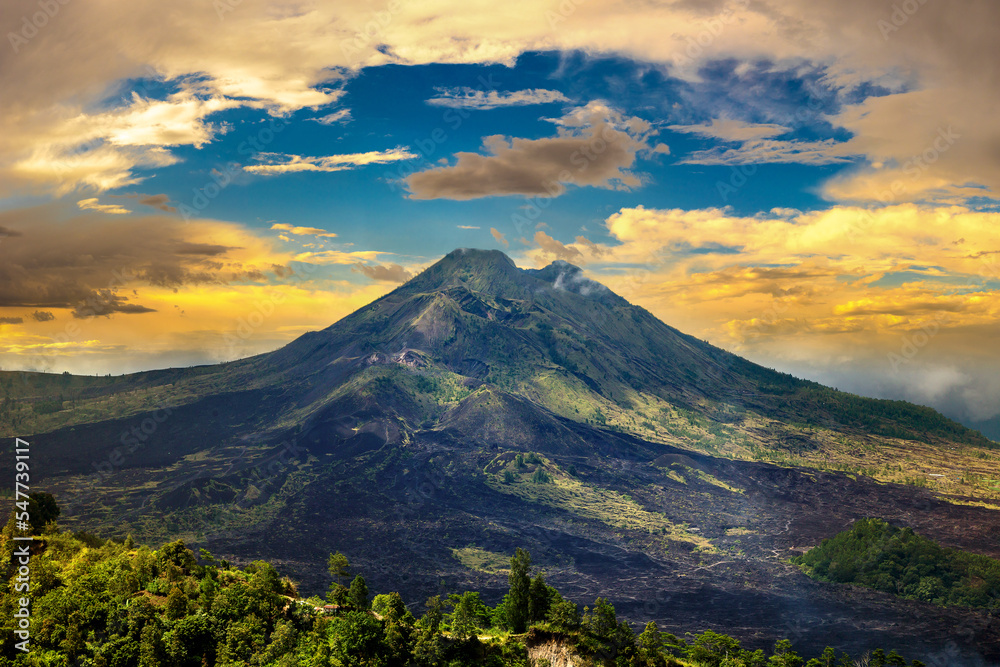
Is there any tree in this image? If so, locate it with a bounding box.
[421,595,444,634]
[374,592,416,664]
[157,540,198,575]
[637,621,666,666]
[769,639,804,667]
[507,548,532,632]
[348,575,369,610]
[327,552,351,605]
[328,551,350,586]
[27,492,59,533]
[449,591,490,640]
[528,573,551,624]
[327,611,388,667]
[138,623,165,667]
[546,598,580,632]
[165,586,189,620]
[686,630,742,667]
[583,597,618,641]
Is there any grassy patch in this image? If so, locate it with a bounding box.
[451,546,510,574]
[485,453,714,552]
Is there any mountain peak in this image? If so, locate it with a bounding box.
[405,248,523,295]
[440,247,517,269]
[527,259,616,301]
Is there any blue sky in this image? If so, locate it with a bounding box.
[2,0,1000,435]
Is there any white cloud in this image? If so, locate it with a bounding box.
[669,119,791,142]
[271,223,337,238]
[677,138,858,166]
[77,198,131,214]
[244,148,418,175]
[427,87,569,109]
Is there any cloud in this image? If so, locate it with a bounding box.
[427,87,569,109]
[518,203,1000,346]
[669,119,791,142]
[292,250,384,264]
[490,227,509,248]
[5,88,238,195]
[677,138,857,166]
[0,317,23,325]
[31,311,55,322]
[667,117,858,166]
[405,102,655,200]
[72,290,157,318]
[457,225,480,229]
[271,223,337,238]
[352,262,413,283]
[5,0,1000,202]
[244,148,418,175]
[534,231,583,263]
[312,109,352,125]
[77,198,132,214]
[0,203,295,314]
[112,193,177,212]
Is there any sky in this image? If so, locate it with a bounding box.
[1,0,1000,436]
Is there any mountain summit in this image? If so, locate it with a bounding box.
[8,248,999,663]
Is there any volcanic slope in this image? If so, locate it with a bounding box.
[4,248,999,663]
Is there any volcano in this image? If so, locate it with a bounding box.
[6,248,999,663]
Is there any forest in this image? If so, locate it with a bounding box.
[793,517,1000,609]
[0,498,931,667]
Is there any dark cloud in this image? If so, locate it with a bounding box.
[352,262,413,283]
[137,194,176,212]
[0,204,289,315]
[174,242,233,256]
[0,226,22,238]
[404,103,651,200]
[112,193,177,212]
[31,310,55,321]
[0,317,23,324]
[72,289,156,318]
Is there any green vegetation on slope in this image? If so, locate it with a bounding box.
[485,452,715,551]
[0,514,930,667]
[793,518,1000,609]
